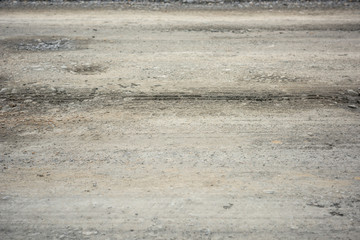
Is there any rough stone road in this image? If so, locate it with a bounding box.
[0,3,360,239]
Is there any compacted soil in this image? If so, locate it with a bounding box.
[0,3,360,239]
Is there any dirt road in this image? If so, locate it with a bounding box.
[1,4,360,239]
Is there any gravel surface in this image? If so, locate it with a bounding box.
[0,2,360,239]
[1,0,360,10]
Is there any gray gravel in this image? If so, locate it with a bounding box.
[1,0,359,10]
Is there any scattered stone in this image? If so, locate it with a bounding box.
[200,228,211,236]
[306,202,325,208]
[329,211,344,217]
[223,203,233,209]
[0,88,8,93]
[348,105,357,109]
[330,202,341,208]
[263,190,275,194]
[347,89,359,96]
[82,230,98,236]
[2,196,10,200]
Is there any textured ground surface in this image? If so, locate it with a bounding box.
[0,4,360,240]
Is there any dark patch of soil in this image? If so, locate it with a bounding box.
[0,36,88,52]
[0,75,10,88]
[68,64,107,75]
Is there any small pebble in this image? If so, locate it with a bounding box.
[263,190,275,194]
[0,88,8,93]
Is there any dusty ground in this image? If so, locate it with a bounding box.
[0,4,360,240]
